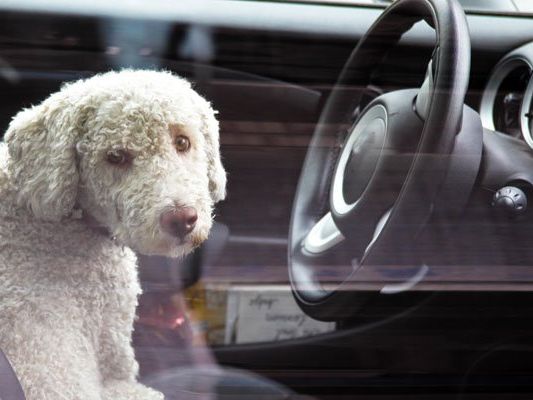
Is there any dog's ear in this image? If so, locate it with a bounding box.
[197,98,227,203]
[5,92,87,221]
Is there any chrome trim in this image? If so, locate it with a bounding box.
[479,57,532,132]
[521,71,533,148]
[364,207,392,255]
[330,104,388,216]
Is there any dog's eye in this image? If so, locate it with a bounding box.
[106,149,131,166]
[175,135,191,152]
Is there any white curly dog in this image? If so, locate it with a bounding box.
[0,70,226,400]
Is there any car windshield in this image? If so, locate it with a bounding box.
[1,1,533,400]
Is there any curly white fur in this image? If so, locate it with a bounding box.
[0,70,226,400]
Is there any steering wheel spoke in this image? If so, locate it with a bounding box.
[415,58,435,120]
[303,212,345,255]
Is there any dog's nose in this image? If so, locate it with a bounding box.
[160,207,198,239]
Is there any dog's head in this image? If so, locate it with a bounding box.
[5,70,226,257]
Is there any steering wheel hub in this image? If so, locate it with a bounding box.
[332,105,388,215]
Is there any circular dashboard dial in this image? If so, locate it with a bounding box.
[480,42,533,149]
[480,57,532,138]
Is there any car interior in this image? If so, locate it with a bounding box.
[2,0,533,398]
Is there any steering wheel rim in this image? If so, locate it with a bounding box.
[289,0,471,321]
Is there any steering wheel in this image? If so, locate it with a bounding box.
[289,0,483,321]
